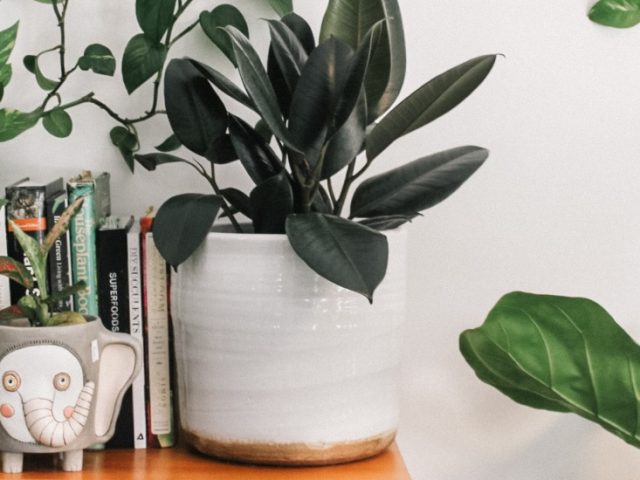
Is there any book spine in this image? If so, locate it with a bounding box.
[46,192,73,311]
[98,227,134,449]
[127,226,147,449]
[0,205,10,308]
[141,223,174,448]
[68,184,100,316]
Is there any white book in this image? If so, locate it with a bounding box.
[0,204,11,308]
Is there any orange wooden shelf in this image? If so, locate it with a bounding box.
[0,443,410,479]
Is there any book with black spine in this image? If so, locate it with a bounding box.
[46,190,73,312]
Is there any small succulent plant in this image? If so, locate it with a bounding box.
[0,197,86,326]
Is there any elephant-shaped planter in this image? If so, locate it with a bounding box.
[0,318,141,473]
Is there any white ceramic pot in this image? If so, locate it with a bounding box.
[171,227,407,466]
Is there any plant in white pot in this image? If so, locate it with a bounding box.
[137,0,498,466]
[0,199,141,473]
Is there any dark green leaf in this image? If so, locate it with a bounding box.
[0,63,10,87]
[266,19,308,93]
[223,26,299,151]
[122,34,167,94]
[0,108,42,142]
[589,0,640,27]
[78,44,116,76]
[320,0,405,121]
[367,54,497,161]
[164,58,227,155]
[269,0,293,17]
[204,134,238,164]
[136,0,177,43]
[0,22,18,66]
[135,152,187,171]
[460,292,640,447]
[44,281,87,308]
[0,84,3,103]
[228,115,282,184]
[351,146,488,218]
[42,108,72,138]
[199,5,248,67]
[221,188,252,219]
[155,133,181,152]
[250,171,293,233]
[286,214,388,302]
[311,185,332,214]
[153,193,222,268]
[359,213,417,230]
[0,256,34,288]
[23,55,36,73]
[187,58,256,111]
[281,13,315,53]
[110,126,138,171]
[254,119,272,143]
[31,54,58,91]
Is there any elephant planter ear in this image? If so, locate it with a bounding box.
[94,342,140,439]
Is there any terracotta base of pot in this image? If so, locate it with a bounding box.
[182,429,397,466]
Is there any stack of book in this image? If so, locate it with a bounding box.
[0,173,175,449]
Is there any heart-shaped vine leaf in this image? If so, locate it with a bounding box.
[155,133,181,152]
[589,0,640,27]
[286,213,388,302]
[153,193,223,268]
[78,44,116,76]
[0,108,42,142]
[460,292,640,448]
[136,0,176,43]
[0,22,18,66]
[122,34,166,94]
[42,108,72,138]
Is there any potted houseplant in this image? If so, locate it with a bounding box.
[0,199,141,473]
[138,0,499,466]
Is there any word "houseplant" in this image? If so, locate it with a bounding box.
[141,0,498,301]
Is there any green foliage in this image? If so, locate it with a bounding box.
[0,198,86,327]
[0,21,18,103]
[460,292,640,448]
[78,44,116,76]
[148,1,498,301]
[589,0,640,27]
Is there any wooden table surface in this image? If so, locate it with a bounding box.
[0,443,411,479]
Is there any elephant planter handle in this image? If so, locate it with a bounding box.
[0,318,142,473]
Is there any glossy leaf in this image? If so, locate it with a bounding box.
[266,19,308,93]
[122,34,167,94]
[221,188,252,219]
[204,134,238,164]
[351,146,488,218]
[0,108,42,142]
[153,194,222,268]
[281,13,315,53]
[320,0,405,121]
[42,108,72,138]
[286,213,388,302]
[110,126,138,171]
[589,0,640,27]
[187,58,256,111]
[460,292,640,447]
[367,54,497,161]
[269,0,293,17]
[136,0,176,43]
[0,22,18,66]
[359,213,417,230]
[164,58,227,155]
[0,256,34,288]
[155,133,181,152]
[200,5,248,66]
[22,55,36,73]
[224,26,298,151]
[250,171,293,233]
[78,44,116,76]
[135,152,187,171]
[228,115,282,184]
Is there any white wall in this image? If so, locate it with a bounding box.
[3,1,640,478]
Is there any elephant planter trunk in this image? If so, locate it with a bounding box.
[0,318,141,473]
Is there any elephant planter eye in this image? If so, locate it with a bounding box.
[2,373,20,393]
[53,373,70,391]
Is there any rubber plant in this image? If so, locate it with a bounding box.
[141,0,499,302]
[0,0,287,170]
[0,197,86,326]
[461,292,640,448]
[589,0,640,28]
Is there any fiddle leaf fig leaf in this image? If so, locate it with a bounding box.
[320,0,405,121]
[589,0,640,27]
[42,108,72,138]
[250,171,293,233]
[367,54,498,161]
[285,214,388,302]
[78,44,116,76]
[164,58,228,155]
[122,34,166,94]
[0,22,18,66]
[136,0,177,43]
[199,5,248,66]
[269,0,293,17]
[0,256,34,288]
[153,193,223,268]
[351,146,488,218]
[460,292,640,447]
[0,108,42,142]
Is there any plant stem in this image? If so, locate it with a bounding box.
[333,161,356,216]
[326,179,337,209]
[207,163,244,233]
[170,19,200,47]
